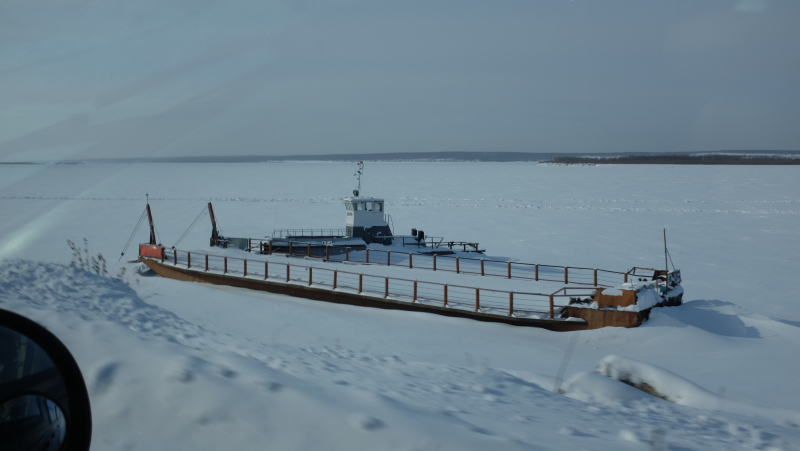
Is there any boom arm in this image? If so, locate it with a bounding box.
[208,202,220,246]
[146,204,156,245]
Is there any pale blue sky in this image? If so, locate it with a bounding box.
[1,0,798,161]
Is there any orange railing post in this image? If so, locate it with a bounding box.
[325,245,330,260]
[268,241,273,255]
[289,241,293,256]
[387,251,391,266]
[164,246,629,318]
[366,249,370,263]
[624,272,628,283]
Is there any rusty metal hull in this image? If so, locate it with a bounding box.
[563,307,648,329]
[139,244,164,259]
[139,258,590,332]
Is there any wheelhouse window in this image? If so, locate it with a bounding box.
[366,202,373,211]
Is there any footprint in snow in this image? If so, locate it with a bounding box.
[559,426,594,437]
[219,368,237,379]
[347,413,384,431]
[256,381,284,393]
[92,362,120,395]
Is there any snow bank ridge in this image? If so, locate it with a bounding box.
[594,355,800,425]
[595,355,707,403]
[0,259,205,345]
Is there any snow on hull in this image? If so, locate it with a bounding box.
[565,281,684,328]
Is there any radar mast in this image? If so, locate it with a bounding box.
[353,160,364,197]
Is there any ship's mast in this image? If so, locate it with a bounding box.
[664,228,669,292]
[353,160,364,197]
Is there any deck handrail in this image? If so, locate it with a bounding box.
[271,228,347,238]
[249,238,628,287]
[150,248,596,319]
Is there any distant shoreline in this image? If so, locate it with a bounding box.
[543,154,800,165]
[2,150,799,165]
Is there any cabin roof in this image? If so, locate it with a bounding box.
[344,197,384,202]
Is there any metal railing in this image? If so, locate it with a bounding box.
[248,239,629,288]
[153,248,590,320]
[271,229,347,238]
[399,236,444,247]
[398,236,483,252]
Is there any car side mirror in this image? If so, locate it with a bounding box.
[0,309,92,450]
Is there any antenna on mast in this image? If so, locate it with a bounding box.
[663,228,669,293]
[353,160,364,197]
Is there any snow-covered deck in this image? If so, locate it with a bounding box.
[150,246,634,322]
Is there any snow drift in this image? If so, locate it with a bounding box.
[588,355,800,425]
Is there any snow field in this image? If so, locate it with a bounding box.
[1,162,800,449]
[3,260,800,450]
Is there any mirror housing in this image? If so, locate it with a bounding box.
[0,309,92,451]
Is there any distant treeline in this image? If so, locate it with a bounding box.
[78,152,563,164]
[545,154,800,165]
[9,150,800,165]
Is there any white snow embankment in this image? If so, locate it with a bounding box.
[5,259,800,450]
[564,355,800,426]
[0,260,530,451]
